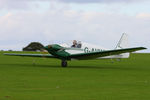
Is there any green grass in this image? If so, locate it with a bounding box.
[0,51,150,100]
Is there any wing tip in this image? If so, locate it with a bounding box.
[140,47,147,50]
[3,53,9,55]
[3,53,16,56]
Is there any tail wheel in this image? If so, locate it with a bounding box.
[61,60,67,67]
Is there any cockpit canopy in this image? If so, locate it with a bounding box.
[60,40,82,48]
[71,40,82,48]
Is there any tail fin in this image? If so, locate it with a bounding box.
[115,33,130,58]
[116,33,129,49]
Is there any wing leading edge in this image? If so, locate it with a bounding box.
[68,47,147,60]
[4,53,55,58]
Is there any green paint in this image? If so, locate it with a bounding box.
[45,44,71,60]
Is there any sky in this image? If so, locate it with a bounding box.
[0,0,150,52]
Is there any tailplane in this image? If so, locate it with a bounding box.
[115,33,130,58]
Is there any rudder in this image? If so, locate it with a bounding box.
[115,33,130,58]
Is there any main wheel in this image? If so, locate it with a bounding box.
[61,60,67,67]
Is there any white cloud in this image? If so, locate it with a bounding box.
[136,13,150,19]
[0,0,30,10]
[0,0,147,10]
[0,9,149,52]
[55,0,146,3]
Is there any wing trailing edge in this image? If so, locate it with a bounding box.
[68,47,147,60]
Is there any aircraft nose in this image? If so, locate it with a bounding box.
[48,45,52,48]
[44,44,63,51]
[44,45,52,50]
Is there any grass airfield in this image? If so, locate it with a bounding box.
[0,51,150,100]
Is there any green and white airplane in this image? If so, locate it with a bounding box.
[4,33,146,67]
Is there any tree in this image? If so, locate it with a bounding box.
[23,42,44,51]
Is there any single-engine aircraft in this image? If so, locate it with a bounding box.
[4,33,146,67]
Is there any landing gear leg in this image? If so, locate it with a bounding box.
[61,60,67,67]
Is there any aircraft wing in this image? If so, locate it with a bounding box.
[4,53,55,58]
[68,47,147,60]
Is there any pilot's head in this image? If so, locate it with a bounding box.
[73,40,77,45]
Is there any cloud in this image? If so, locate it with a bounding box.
[56,0,144,3]
[136,13,150,19]
[0,9,149,51]
[0,0,147,10]
[0,0,30,10]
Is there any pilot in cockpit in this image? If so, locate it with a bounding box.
[71,40,82,48]
[71,40,77,48]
